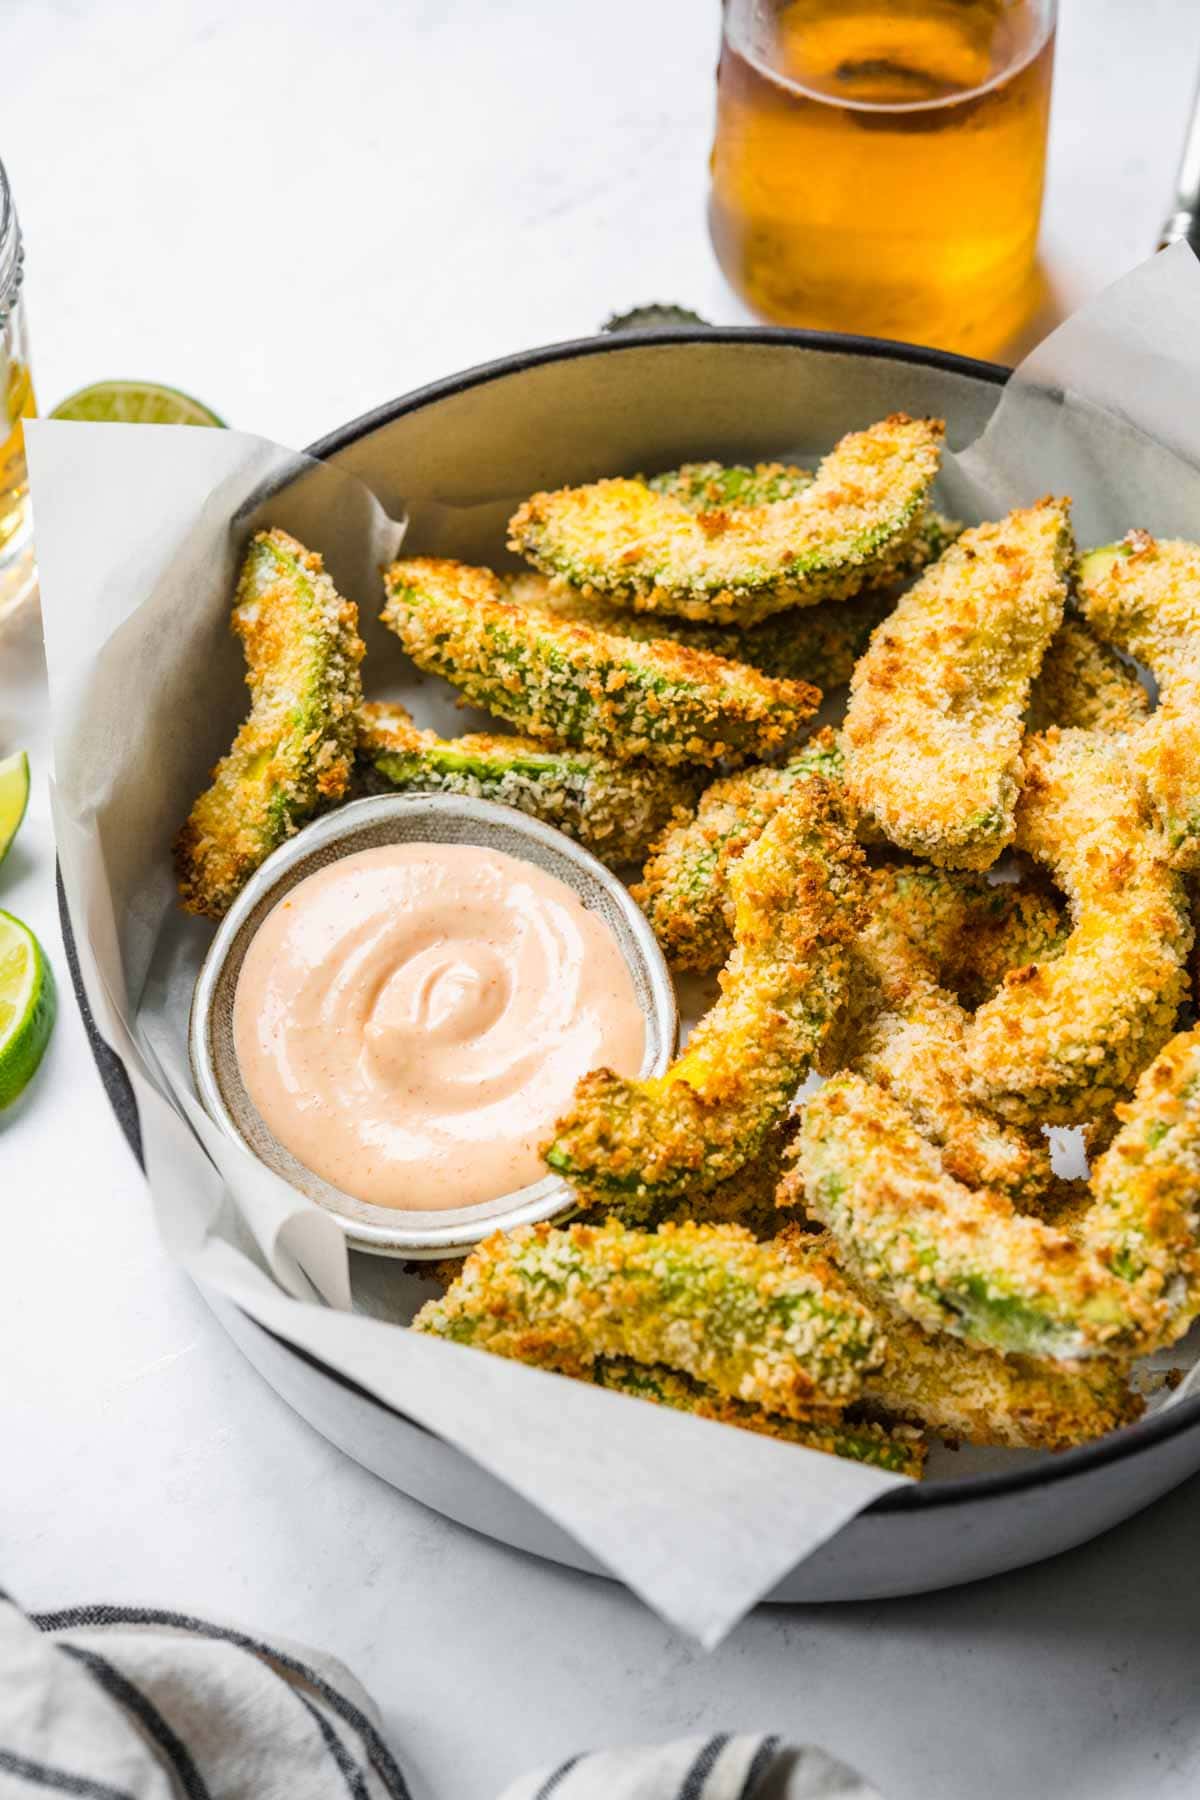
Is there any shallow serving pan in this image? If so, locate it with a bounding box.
[64,324,1200,1603]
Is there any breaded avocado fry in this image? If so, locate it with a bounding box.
[634,735,1064,981]
[862,1312,1141,1450]
[775,1229,1142,1450]
[414,1218,885,1420]
[798,1073,1140,1360]
[381,558,817,768]
[655,1126,807,1239]
[544,779,862,1216]
[1078,531,1200,864]
[518,512,963,691]
[587,1359,926,1476]
[633,730,847,972]
[175,529,364,920]
[844,499,1073,869]
[797,1029,1200,1362]
[1086,1024,1200,1347]
[863,863,1067,1012]
[508,415,944,625]
[1027,616,1150,736]
[967,729,1191,1124]
[357,701,696,865]
[840,866,1054,1201]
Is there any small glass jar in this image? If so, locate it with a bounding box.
[709,0,1057,358]
[0,157,36,624]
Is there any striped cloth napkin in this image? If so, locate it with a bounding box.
[0,1592,882,1799]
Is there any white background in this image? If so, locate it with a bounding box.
[5,2,1200,1796]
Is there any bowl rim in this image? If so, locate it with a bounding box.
[65,321,1200,1519]
[308,322,1011,468]
[188,791,678,1256]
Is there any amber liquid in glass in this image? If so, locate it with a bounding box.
[709,0,1055,356]
[0,357,35,554]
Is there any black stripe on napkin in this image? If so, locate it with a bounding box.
[0,1748,135,1799]
[34,1606,411,1800]
[740,1736,781,1798]
[61,1646,212,1800]
[679,1735,731,1800]
[533,1753,582,1800]
[296,1691,371,1800]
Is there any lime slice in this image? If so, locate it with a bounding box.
[50,380,225,427]
[0,910,55,1107]
[0,750,29,868]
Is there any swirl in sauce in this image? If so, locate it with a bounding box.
[232,842,644,1210]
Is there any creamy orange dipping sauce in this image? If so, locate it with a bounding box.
[232,842,644,1211]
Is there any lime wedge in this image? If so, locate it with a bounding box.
[0,910,55,1107]
[51,380,225,427]
[0,750,29,868]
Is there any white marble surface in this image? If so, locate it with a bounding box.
[4,2,1200,1795]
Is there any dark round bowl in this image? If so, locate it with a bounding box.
[66,323,1200,1602]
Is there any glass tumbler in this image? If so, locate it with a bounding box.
[0,157,36,624]
[708,0,1057,357]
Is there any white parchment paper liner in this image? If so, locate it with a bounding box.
[29,244,1200,1648]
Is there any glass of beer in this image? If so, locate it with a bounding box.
[708,0,1056,357]
[0,156,36,625]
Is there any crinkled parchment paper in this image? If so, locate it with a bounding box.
[28,245,1200,1647]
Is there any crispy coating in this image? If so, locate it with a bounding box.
[413,1218,885,1419]
[797,1073,1140,1359]
[508,415,945,625]
[863,864,1067,1012]
[1086,1024,1200,1348]
[1078,532,1200,865]
[648,460,814,509]
[967,729,1191,1124]
[633,730,847,971]
[656,1127,808,1239]
[635,736,1065,982]
[1027,615,1150,736]
[836,865,1054,1201]
[516,512,963,691]
[844,499,1073,869]
[381,558,817,768]
[586,1359,925,1477]
[357,700,697,865]
[862,1315,1140,1450]
[776,1228,1141,1449]
[175,529,364,920]
[797,1031,1200,1361]
[544,780,862,1216]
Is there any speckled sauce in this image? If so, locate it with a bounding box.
[232,841,644,1210]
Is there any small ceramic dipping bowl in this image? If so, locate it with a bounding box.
[189,792,678,1259]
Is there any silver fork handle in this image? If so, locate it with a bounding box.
[1159,69,1200,250]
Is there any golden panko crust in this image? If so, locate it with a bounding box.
[796,1027,1200,1364]
[1078,531,1200,866]
[175,529,364,920]
[356,699,697,865]
[844,498,1073,869]
[967,728,1191,1124]
[414,1218,885,1419]
[508,415,944,625]
[1027,615,1150,736]
[633,729,847,972]
[776,1228,1142,1451]
[381,557,818,767]
[586,1358,926,1477]
[544,779,863,1216]
[515,512,963,689]
[831,865,1055,1202]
